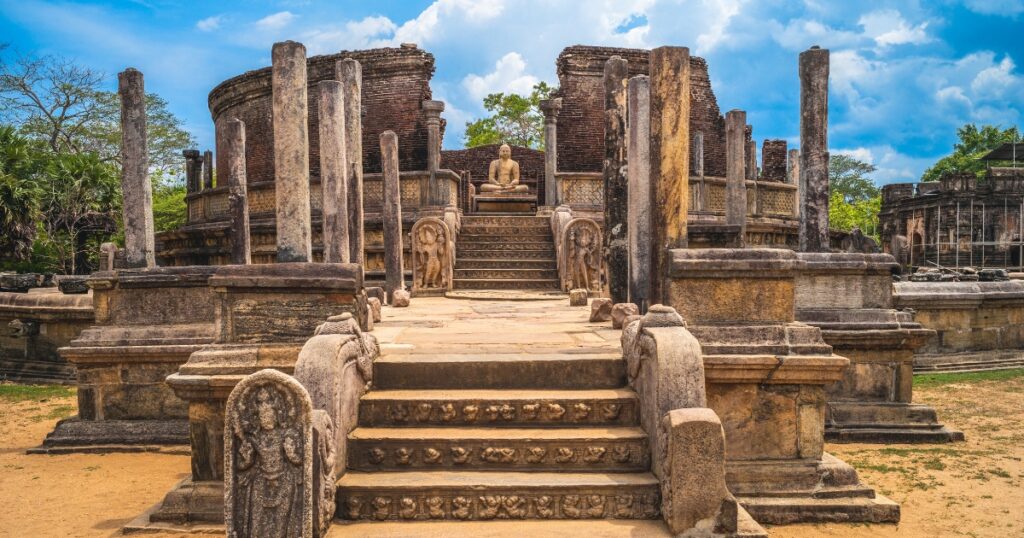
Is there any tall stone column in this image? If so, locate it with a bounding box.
[693,132,705,211]
[381,131,404,303]
[539,98,562,207]
[318,80,350,264]
[799,46,830,252]
[745,140,757,180]
[117,68,155,268]
[202,150,214,189]
[272,41,312,263]
[220,118,250,265]
[338,58,364,266]
[183,150,201,194]
[648,46,690,305]
[423,100,445,207]
[604,56,629,304]
[627,75,652,313]
[789,149,801,218]
[725,110,748,244]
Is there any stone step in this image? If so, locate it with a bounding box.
[454,268,559,280]
[458,241,555,251]
[453,278,561,291]
[373,353,626,390]
[336,471,662,521]
[737,493,900,524]
[462,216,550,226]
[455,259,557,270]
[347,426,649,472]
[460,227,551,237]
[359,389,638,427]
[460,233,553,243]
[459,249,556,260]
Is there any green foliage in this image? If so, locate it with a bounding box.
[830,191,881,240]
[0,383,75,402]
[921,124,1021,182]
[152,169,187,233]
[913,368,1024,389]
[0,125,43,260]
[830,154,880,203]
[464,81,553,149]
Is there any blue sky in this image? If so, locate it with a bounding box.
[1,0,1022,185]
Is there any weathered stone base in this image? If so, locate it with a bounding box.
[728,453,899,524]
[148,478,224,525]
[30,417,188,454]
[0,357,75,384]
[826,402,964,443]
[914,350,1024,374]
[122,498,223,535]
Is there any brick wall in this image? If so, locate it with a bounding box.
[441,144,546,205]
[553,46,727,177]
[209,45,435,185]
[761,139,788,181]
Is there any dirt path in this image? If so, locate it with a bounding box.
[1,370,1021,537]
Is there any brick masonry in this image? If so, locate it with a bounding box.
[761,139,788,181]
[209,45,435,184]
[554,46,727,177]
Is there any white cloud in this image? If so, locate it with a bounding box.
[771,18,862,51]
[858,9,930,47]
[255,11,296,30]
[392,0,505,46]
[196,15,223,32]
[963,0,1024,17]
[971,56,1017,99]
[302,16,398,55]
[462,52,539,102]
[694,0,744,54]
[834,147,875,164]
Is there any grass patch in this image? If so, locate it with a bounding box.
[913,368,1024,389]
[0,384,74,403]
[30,404,75,422]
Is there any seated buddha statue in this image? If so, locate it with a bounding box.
[480,144,529,193]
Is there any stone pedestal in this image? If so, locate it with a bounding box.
[34,267,218,453]
[0,291,93,384]
[796,253,963,443]
[666,248,899,524]
[149,262,368,526]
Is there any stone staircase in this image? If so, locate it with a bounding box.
[453,216,561,290]
[335,350,662,522]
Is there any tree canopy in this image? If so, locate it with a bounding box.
[828,154,880,239]
[921,124,1021,182]
[464,81,553,149]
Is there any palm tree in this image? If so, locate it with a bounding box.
[0,125,42,261]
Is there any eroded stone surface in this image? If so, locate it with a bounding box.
[569,289,588,306]
[611,303,639,329]
[590,298,613,322]
[392,289,411,308]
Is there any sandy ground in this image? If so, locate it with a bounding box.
[2,372,1021,538]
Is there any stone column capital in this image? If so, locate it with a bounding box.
[422,99,445,122]
[539,97,562,121]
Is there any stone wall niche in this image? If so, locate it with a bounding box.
[665,248,900,524]
[795,252,963,443]
[35,266,218,453]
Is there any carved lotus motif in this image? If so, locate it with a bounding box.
[426,496,445,519]
[423,447,442,464]
[450,446,473,464]
[452,496,472,520]
[368,448,386,464]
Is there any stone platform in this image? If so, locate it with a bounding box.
[471,193,538,214]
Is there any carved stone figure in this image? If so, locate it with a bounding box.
[562,219,603,292]
[426,496,445,519]
[411,218,452,293]
[452,496,472,520]
[225,369,313,538]
[536,495,555,518]
[480,144,528,193]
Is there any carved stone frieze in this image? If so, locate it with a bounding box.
[360,398,636,426]
[339,492,660,521]
[350,441,647,469]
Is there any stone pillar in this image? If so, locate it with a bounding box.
[799,46,830,252]
[627,75,652,313]
[183,150,201,194]
[381,131,404,304]
[117,68,155,269]
[423,100,445,207]
[789,149,801,218]
[648,46,690,305]
[604,56,629,304]
[745,139,757,181]
[338,58,364,266]
[693,132,705,212]
[318,80,350,264]
[539,98,562,207]
[202,150,214,189]
[725,110,747,243]
[272,41,312,263]
[221,118,250,265]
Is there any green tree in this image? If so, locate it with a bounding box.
[828,154,881,240]
[151,169,187,233]
[921,124,1021,182]
[830,154,879,203]
[464,81,553,149]
[0,125,43,260]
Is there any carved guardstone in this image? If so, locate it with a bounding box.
[225,368,329,538]
[411,218,453,296]
[561,219,604,293]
